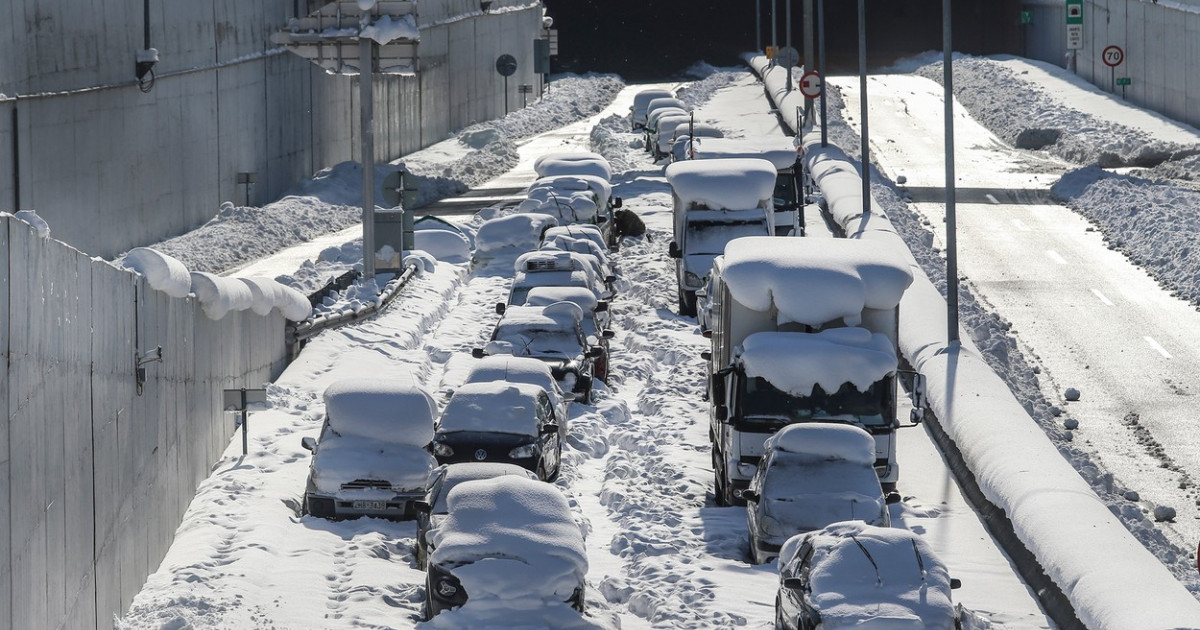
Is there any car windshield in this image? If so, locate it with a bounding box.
[493,329,583,357]
[685,220,768,255]
[740,376,892,428]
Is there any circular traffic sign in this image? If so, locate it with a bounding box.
[495,54,518,77]
[799,70,823,99]
[1102,45,1124,67]
[775,46,801,69]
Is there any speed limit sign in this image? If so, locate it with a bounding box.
[1102,45,1124,67]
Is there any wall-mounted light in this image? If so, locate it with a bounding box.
[135,346,163,395]
[480,0,493,13]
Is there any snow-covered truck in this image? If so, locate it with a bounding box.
[690,136,805,236]
[665,158,776,316]
[704,236,923,505]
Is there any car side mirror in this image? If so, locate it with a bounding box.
[613,197,623,208]
[594,300,609,312]
[472,347,486,358]
[602,330,615,339]
[668,241,681,258]
[587,346,604,358]
[413,500,431,514]
[714,404,728,421]
[495,302,507,315]
[700,350,712,361]
[782,577,804,590]
[605,274,617,285]
[885,491,902,505]
[701,330,712,339]
[742,490,759,502]
[542,423,560,434]
[950,578,962,590]
[300,437,317,452]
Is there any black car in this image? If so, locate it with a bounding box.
[430,382,563,481]
[474,302,603,402]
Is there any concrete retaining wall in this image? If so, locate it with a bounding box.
[1,214,289,629]
[0,0,545,260]
[1023,0,1200,130]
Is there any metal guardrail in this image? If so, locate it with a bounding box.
[285,262,421,354]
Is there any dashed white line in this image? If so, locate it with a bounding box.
[1090,289,1114,306]
[1012,219,1031,232]
[1144,336,1173,359]
[1046,250,1067,265]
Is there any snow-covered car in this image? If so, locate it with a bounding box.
[775,520,962,630]
[424,476,588,619]
[652,113,694,159]
[742,423,896,565]
[532,151,613,182]
[431,381,564,480]
[521,285,614,382]
[473,212,558,262]
[475,302,601,402]
[542,224,609,255]
[644,96,687,130]
[506,250,613,307]
[630,88,674,131]
[299,376,438,520]
[540,235,616,292]
[414,462,539,569]
[669,122,725,162]
[461,354,571,428]
[645,105,689,149]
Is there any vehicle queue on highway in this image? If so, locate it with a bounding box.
[293,87,963,629]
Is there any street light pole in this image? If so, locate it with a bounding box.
[756,0,762,51]
[818,0,827,146]
[359,35,376,281]
[858,0,870,218]
[943,0,959,343]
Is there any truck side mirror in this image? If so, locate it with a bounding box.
[700,350,712,361]
[702,330,712,339]
[495,302,507,315]
[782,577,804,590]
[413,500,432,514]
[612,197,623,208]
[741,490,759,503]
[602,330,615,339]
[594,301,609,312]
[885,491,902,505]
[472,347,486,358]
[301,437,317,452]
[668,241,681,258]
[950,578,962,590]
[714,404,728,421]
[541,423,560,435]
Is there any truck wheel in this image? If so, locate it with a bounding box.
[678,289,697,317]
[714,467,731,507]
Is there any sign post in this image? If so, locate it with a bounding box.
[799,70,822,99]
[496,54,518,114]
[224,388,268,456]
[1103,45,1124,92]
[775,46,800,92]
[1065,0,1083,65]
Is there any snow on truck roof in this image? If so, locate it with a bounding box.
[322,376,437,446]
[740,329,897,396]
[720,236,913,327]
[665,158,778,210]
[428,476,587,604]
[764,423,877,464]
[691,136,800,171]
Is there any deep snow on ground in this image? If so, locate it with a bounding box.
[108,54,1200,630]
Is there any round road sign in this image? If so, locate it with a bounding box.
[1102,45,1124,67]
[775,46,801,68]
[496,54,518,77]
[799,70,823,99]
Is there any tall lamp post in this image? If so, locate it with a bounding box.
[943,0,959,343]
[858,0,870,218]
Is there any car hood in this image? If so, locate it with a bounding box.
[310,434,435,494]
[440,556,584,605]
[755,492,887,540]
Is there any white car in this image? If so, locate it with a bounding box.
[743,423,897,565]
[775,521,962,630]
[300,375,438,520]
[424,476,588,618]
[473,213,559,262]
[630,88,674,130]
[532,151,613,182]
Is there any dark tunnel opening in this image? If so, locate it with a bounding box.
[542,0,1026,80]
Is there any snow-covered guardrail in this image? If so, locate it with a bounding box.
[747,53,1200,630]
[286,261,422,350]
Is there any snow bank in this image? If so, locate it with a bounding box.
[122,247,193,298]
[665,158,778,210]
[533,152,613,181]
[720,237,912,327]
[475,213,557,258]
[437,382,542,436]
[740,329,896,395]
[428,476,586,605]
[765,423,877,464]
[322,376,436,445]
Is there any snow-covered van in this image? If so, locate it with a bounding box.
[630,88,674,131]
[665,158,776,316]
[691,136,805,236]
[704,237,923,505]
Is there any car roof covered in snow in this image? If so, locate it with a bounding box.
[496,302,585,328]
[740,330,897,395]
[463,355,560,393]
[780,521,957,627]
[666,158,778,210]
[322,376,437,446]
[428,476,587,603]
[426,462,540,512]
[720,236,913,327]
[691,136,800,170]
[764,423,878,464]
[475,213,558,256]
[524,286,599,312]
[532,152,612,181]
[438,381,546,436]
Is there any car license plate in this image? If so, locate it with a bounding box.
[352,500,388,510]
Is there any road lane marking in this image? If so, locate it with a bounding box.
[1046,250,1067,264]
[986,194,1000,204]
[1012,219,1031,231]
[1090,289,1114,306]
[1144,336,1172,359]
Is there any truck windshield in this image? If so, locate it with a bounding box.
[739,376,892,429]
[685,220,768,255]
